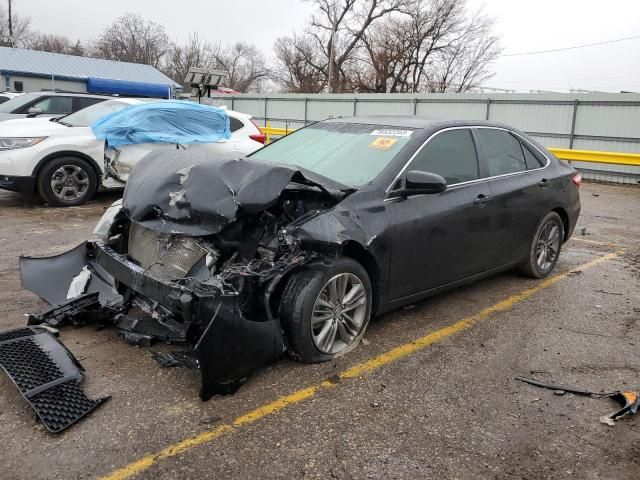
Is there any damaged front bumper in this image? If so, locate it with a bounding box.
[19,241,285,402]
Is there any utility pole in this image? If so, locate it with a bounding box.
[327,16,336,93]
[7,0,13,47]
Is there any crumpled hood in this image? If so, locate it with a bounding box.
[122,150,345,236]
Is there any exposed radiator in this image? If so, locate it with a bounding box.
[127,223,207,280]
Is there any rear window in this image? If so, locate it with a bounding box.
[475,128,527,177]
[250,123,414,187]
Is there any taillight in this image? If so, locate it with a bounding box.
[571,172,582,188]
[249,119,266,144]
[249,133,266,144]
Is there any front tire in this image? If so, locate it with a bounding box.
[520,211,564,278]
[280,257,372,363]
[37,157,98,206]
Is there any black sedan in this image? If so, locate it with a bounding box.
[20,117,581,399]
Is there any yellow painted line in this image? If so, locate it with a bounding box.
[98,251,619,480]
[570,236,617,247]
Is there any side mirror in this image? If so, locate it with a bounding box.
[27,106,43,117]
[403,170,447,195]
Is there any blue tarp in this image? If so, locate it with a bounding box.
[91,101,231,148]
[87,77,172,98]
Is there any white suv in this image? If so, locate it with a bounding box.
[0,98,265,206]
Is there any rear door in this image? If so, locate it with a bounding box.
[473,127,551,266]
[387,128,495,300]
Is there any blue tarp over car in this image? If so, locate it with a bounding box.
[91,101,231,147]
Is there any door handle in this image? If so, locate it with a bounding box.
[539,178,549,188]
[473,194,492,205]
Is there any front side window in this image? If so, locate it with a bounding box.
[475,128,527,177]
[31,96,73,115]
[61,100,130,127]
[250,123,414,187]
[408,129,479,184]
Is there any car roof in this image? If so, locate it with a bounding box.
[18,91,113,99]
[322,115,512,131]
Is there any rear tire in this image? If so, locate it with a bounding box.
[280,257,372,363]
[37,157,98,206]
[520,211,564,278]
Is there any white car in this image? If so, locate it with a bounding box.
[0,92,24,105]
[0,98,266,206]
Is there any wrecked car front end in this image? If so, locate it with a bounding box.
[20,151,352,402]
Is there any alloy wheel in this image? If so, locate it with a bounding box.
[311,273,368,354]
[535,221,561,271]
[50,165,90,201]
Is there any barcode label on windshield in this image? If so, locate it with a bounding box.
[370,129,413,137]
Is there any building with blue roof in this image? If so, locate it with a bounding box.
[0,47,180,98]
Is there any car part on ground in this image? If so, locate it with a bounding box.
[516,376,640,426]
[0,326,109,433]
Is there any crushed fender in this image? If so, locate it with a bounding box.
[0,326,109,433]
[516,376,640,425]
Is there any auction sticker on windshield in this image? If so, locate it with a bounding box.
[370,129,413,137]
[369,137,397,150]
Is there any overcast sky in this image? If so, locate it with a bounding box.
[13,0,640,92]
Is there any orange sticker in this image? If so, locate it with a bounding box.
[369,137,397,150]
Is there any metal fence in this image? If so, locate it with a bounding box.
[203,92,640,184]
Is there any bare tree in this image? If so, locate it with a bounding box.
[164,32,213,87]
[92,12,169,67]
[211,42,270,93]
[273,35,326,93]
[27,33,85,56]
[274,0,500,93]
[274,0,407,93]
[428,11,501,92]
[0,5,30,47]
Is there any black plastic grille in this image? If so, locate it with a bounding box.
[0,328,36,343]
[0,327,109,433]
[30,381,107,433]
[0,337,63,392]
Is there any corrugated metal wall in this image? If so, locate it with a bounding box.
[202,93,640,184]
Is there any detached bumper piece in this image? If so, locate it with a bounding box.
[0,326,109,433]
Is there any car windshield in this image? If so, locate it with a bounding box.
[0,92,39,113]
[249,123,415,187]
[60,100,131,127]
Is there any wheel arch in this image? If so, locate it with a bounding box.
[32,151,103,183]
[340,240,381,316]
[550,206,570,242]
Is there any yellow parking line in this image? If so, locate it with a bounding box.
[98,251,620,480]
[570,237,617,247]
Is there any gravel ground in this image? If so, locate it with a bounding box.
[0,182,638,480]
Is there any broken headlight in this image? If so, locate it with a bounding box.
[91,199,123,241]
